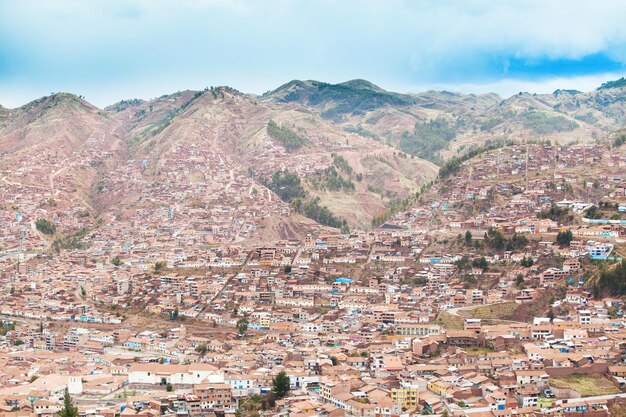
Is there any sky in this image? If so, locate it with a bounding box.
[1,0,626,108]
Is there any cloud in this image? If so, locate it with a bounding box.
[0,0,625,107]
[407,72,625,99]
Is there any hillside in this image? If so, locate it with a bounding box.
[109,87,438,231]
[263,78,626,164]
[0,86,438,252]
[0,93,126,240]
[1,76,625,248]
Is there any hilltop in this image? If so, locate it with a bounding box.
[263,78,626,164]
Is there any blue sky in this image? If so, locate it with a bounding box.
[1,0,626,107]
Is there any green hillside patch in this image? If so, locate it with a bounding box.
[263,169,307,202]
[550,374,619,396]
[313,85,414,116]
[332,155,353,174]
[267,120,310,151]
[35,218,56,235]
[522,111,578,134]
[303,198,348,230]
[398,117,456,163]
[264,170,348,231]
[344,125,381,141]
[52,228,91,253]
[593,260,626,297]
[308,166,355,192]
[598,77,626,90]
[480,117,504,131]
[279,81,416,121]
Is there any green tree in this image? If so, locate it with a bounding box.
[59,388,78,417]
[595,260,626,296]
[584,205,602,219]
[35,218,56,235]
[455,256,470,271]
[472,257,489,270]
[485,228,505,250]
[556,230,573,246]
[464,231,472,245]
[547,310,555,322]
[110,256,122,266]
[195,344,208,356]
[236,316,249,337]
[271,371,290,398]
[267,120,310,151]
[166,383,173,392]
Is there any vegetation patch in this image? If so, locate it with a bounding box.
[308,166,355,192]
[332,154,353,174]
[613,134,626,148]
[52,228,91,253]
[263,170,307,202]
[459,302,518,320]
[439,140,513,179]
[35,218,56,235]
[302,198,348,230]
[263,170,348,231]
[344,124,381,141]
[480,117,504,131]
[267,120,310,151]
[550,373,619,396]
[538,205,574,224]
[598,77,626,90]
[592,260,626,297]
[399,117,456,163]
[522,111,578,134]
[292,81,415,121]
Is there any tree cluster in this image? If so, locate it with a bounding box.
[538,205,574,224]
[35,218,56,235]
[484,228,528,251]
[308,166,355,192]
[267,120,309,151]
[556,230,573,246]
[593,261,626,296]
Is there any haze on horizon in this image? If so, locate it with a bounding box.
[2,0,626,108]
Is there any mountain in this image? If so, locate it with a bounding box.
[0,86,438,253]
[262,79,418,121]
[2,77,625,251]
[263,78,626,164]
[0,93,126,230]
[104,87,437,230]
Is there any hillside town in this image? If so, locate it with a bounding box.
[1,134,626,417]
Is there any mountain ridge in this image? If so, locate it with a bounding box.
[2,76,625,239]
